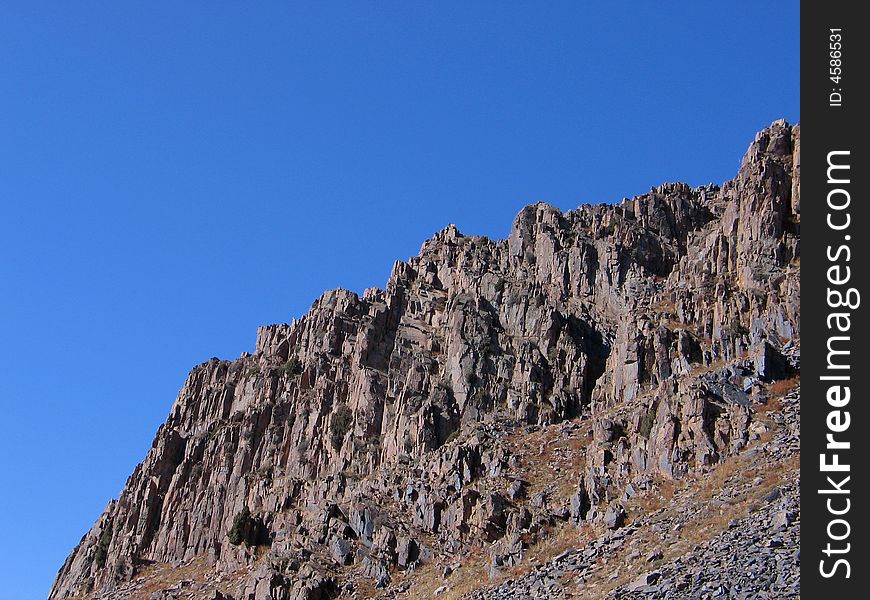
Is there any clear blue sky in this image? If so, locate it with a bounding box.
[0,3,797,598]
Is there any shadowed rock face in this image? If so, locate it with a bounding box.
[50,121,799,600]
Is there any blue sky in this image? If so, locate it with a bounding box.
[0,2,797,598]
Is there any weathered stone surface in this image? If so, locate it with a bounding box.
[49,121,800,600]
[603,504,626,530]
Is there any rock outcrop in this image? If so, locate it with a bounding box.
[50,120,800,600]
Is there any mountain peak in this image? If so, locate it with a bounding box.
[50,122,800,600]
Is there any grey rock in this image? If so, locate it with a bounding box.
[604,504,626,530]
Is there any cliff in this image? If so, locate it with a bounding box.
[51,120,800,600]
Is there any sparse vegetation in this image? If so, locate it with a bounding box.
[639,406,656,439]
[281,356,303,377]
[227,506,252,546]
[767,375,800,399]
[330,404,353,451]
[94,522,112,568]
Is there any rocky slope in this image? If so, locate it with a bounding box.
[50,120,800,600]
[465,387,800,600]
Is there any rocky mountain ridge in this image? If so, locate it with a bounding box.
[51,120,800,600]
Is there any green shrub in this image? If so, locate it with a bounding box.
[227,506,251,546]
[639,407,656,439]
[330,404,354,451]
[94,522,112,568]
[282,356,303,377]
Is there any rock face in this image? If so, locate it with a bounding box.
[50,121,800,600]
